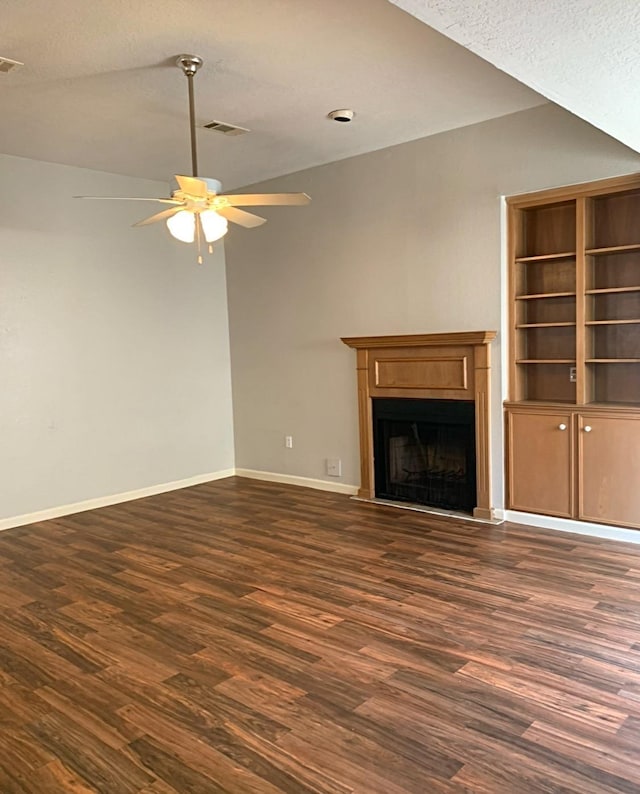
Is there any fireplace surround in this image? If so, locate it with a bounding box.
[341,331,497,520]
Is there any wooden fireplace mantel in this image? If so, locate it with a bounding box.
[341,331,497,349]
[342,331,498,520]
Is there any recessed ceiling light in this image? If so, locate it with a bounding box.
[327,109,355,123]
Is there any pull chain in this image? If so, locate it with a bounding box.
[196,214,203,265]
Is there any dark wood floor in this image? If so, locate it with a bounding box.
[2,478,640,792]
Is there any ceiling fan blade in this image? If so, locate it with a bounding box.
[74,196,181,204]
[133,206,184,227]
[216,206,267,228]
[224,193,311,207]
[174,175,208,198]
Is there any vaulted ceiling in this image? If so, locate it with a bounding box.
[5,1,635,192]
[1,0,543,188]
[391,0,640,156]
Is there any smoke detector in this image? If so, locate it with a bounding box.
[203,120,250,136]
[327,109,355,123]
[0,56,24,74]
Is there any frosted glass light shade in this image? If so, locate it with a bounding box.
[200,210,228,243]
[166,210,195,243]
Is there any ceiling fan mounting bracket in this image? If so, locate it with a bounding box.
[176,55,203,77]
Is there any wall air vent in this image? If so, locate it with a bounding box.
[0,56,24,74]
[203,120,250,136]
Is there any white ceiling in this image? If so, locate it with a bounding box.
[391,0,640,157]
[0,0,543,189]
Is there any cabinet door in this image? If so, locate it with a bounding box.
[579,414,640,528]
[507,410,574,518]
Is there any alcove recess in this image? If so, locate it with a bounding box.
[506,173,640,529]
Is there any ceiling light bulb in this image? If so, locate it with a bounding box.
[166,210,195,243]
[200,209,228,243]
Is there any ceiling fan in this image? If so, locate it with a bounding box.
[76,55,311,262]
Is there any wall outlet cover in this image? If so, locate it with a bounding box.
[326,457,342,477]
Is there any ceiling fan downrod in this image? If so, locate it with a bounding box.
[176,55,203,178]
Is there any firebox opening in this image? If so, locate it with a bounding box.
[373,398,476,514]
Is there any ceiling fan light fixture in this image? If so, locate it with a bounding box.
[200,210,228,243]
[75,54,310,261]
[166,209,196,243]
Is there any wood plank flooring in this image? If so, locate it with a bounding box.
[2,477,640,792]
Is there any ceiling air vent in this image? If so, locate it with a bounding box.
[0,56,24,74]
[203,120,250,137]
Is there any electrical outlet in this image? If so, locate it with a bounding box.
[326,458,342,477]
[569,366,577,383]
[285,435,293,448]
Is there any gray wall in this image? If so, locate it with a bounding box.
[225,104,640,508]
[1,154,234,521]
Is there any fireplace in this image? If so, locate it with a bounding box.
[373,398,476,512]
[341,331,497,520]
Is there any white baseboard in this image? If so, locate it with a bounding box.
[235,468,359,496]
[6,469,637,548]
[504,509,640,545]
[0,469,235,532]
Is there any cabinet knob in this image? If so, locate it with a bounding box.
[558,423,567,431]
[584,425,592,433]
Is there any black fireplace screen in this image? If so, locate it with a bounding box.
[373,398,476,513]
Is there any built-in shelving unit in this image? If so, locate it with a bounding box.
[506,173,640,529]
[508,181,640,405]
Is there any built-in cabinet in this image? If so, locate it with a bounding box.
[578,412,640,528]
[507,408,574,519]
[506,174,640,529]
[506,405,640,528]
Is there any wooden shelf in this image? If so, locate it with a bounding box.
[585,244,640,256]
[585,319,640,326]
[505,400,577,408]
[515,252,576,263]
[515,291,576,301]
[516,322,576,329]
[585,401,640,409]
[586,286,640,295]
[517,359,576,364]
[586,358,640,363]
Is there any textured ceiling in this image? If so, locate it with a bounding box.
[391,0,640,156]
[0,0,543,188]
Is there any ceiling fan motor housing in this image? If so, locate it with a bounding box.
[171,176,222,196]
